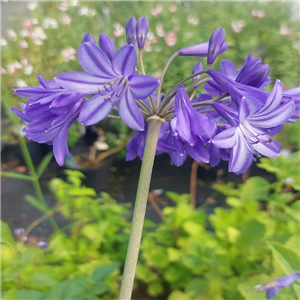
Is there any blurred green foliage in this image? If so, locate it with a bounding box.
[1,153,300,299]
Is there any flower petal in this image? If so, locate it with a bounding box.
[229,132,253,174]
[252,139,280,158]
[212,127,236,148]
[248,101,295,128]
[239,96,261,122]
[112,45,136,78]
[266,288,279,300]
[118,90,144,131]
[79,94,114,126]
[260,79,283,114]
[55,72,109,94]
[78,42,117,78]
[220,59,236,78]
[129,74,159,99]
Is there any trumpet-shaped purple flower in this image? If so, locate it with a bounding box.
[11,74,85,166]
[171,87,216,143]
[55,43,159,131]
[212,80,295,173]
[254,271,300,299]
[205,55,270,96]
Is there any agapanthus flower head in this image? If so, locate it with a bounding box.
[12,74,85,166]
[207,28,226,65]
[212,80,295,173]
[126,16,137,45]
[55,42,158,131]
[254,271,300,299]
[136,16,149,49]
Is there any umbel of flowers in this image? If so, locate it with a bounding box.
[12,16,299,300]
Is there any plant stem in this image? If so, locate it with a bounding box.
[18,136,59,230]
[119,116,164,300]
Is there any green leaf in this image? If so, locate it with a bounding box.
[1,220,16,246]
[185,278,207,296]
[284,235,300,253]
[24,195,49,214]
[16,290,46,300]
[1,171,33,181]
[46,280,85,300]
[147,281,164,297]
[168,290,193,300]
[241,177,270,201]
[267,241,300,274]
[237,219,265,248]
[91,262,120,282]
[2,289,17,299]
[36,152,53,178]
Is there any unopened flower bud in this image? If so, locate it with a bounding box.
[136,16,149,49]
[81,33,96,44]
[99,33,116,61]
[126,16,137,45]
[207,28,226,65]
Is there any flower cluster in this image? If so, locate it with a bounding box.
[12,16,299,174]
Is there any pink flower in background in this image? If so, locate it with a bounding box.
[24,19,32,29]
[187,16,200,25]
[169,5,177,13]
[31,18,39,25]
[252,10,266,19]
[164,31,177,47]
[61,47,76,62]
[19,29,30,37]
[15,79,27,88]
[7,29,17,39]
[113,23,124,38]
[156,24,165,37]
[30,27,47,42]
[58,1,68,11]
[42,17,58,29]
[70,0,79,7]
[6,61,22,74]
[279,23,291,36]
[231,20,246,33]
[23,65,33,76]
[21,58,29,66]
[19,40,28,49]
[153,72,162,79]
[60,14,72,25]
[1,38,7,46]
[151,4,163,17]
[1,67,6,75]
[78,6,95,16]
[144,40,152,52]
[27,1,37,11]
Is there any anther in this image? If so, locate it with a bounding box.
[269,138,275,143]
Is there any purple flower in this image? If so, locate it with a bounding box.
[13,228,25,236]
[99,33,116,61]
[204,56,270,96]
[283,87,300,119]
[235,54,270,88]
[126,16,137,45]
[171,87,216,143]
[178,41,228,57]
[136,16,149,50]
[12,74,85,166]
[192,61,203,89]
[207,28,226,65]
[254,271,300,299]
[55,43,159,131]
[212,80,294,173]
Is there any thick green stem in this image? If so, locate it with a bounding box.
[119,117,164,300]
